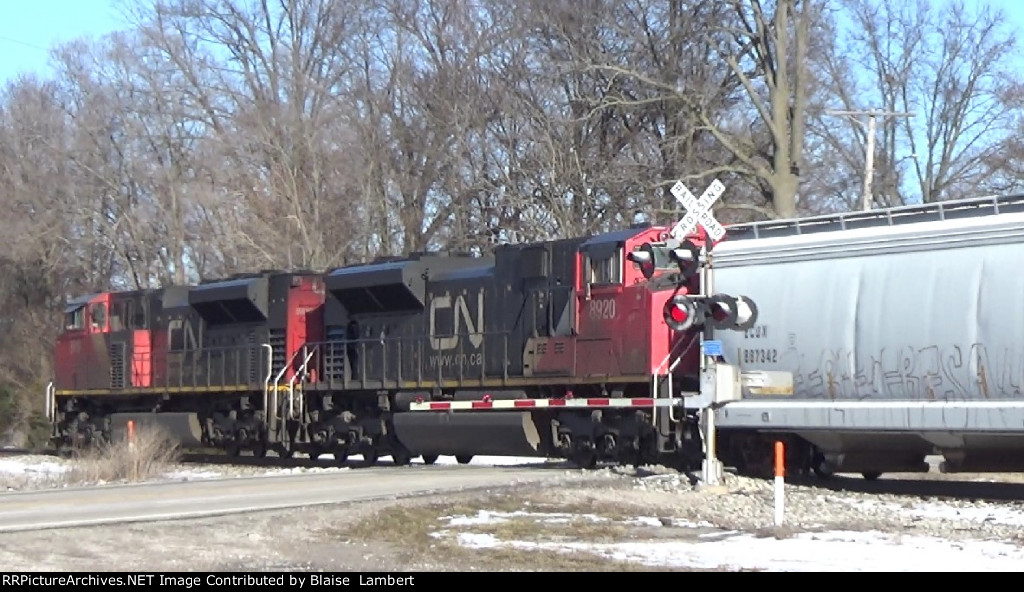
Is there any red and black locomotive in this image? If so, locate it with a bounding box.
[47,221,757,469]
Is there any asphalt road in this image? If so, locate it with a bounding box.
[0,464,569,533]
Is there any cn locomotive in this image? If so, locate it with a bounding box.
[45,207,762,471]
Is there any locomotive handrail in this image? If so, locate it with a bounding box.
[304,329,524,391]
[45,381,55,423]
[652,333,698,423]
[287,345,318,420]
[141,344,257,390]
[261,344,273,423]
[270,346,308,433]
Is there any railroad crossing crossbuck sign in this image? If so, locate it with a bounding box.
[669,178,726,242]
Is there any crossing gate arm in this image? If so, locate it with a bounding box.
[407,396,691,412]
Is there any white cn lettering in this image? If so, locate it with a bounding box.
[429,292,484,351]
[167,318,200,351]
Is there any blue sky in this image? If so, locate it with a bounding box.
[1,0,1024,85]
[0,0,129,85]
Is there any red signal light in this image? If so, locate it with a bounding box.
[664,295,701,331]
[668,304,689,324]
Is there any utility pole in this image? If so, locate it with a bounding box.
[826,109,914,211]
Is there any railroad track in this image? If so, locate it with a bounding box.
[7,444,1024,503]
[0,447,56,457]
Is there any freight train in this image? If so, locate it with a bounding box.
[44,203,767,473]
[48,189,1024,481]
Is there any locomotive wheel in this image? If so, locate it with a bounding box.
[455,455,473,465]
[421,454,439,465]
[274,444,294,460]
[862,472,882,481]
[572,450,597,470]
[332,448,349,466]
[391,445,412,467]
[356,451,378,468]
[225,442,241,457]
[251,442,268,459]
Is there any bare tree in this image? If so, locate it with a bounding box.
[126,0,368,273]
[817,0,1023,206]
[519,0,819,223]
[0,76,89,443]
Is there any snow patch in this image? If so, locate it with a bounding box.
[444,525,1024,571]
[0,456,71,475]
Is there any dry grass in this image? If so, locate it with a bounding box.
[340,489,719,571]
[64,425,181,485]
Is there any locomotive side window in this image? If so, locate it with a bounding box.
[588,249,623,285]
[110,302,125,331]
[89,303,107,330]
[66,306,85,331]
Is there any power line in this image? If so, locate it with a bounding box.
[0,34,49,52]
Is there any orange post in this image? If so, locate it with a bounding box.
[127,420,136,445]
[774,440,785,525]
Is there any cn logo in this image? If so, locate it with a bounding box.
[429,291,484,351]
[167,318,201,351]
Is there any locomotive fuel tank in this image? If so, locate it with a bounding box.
[391,393,552,460]
[709,199,1024,474]
[110,412,205,448]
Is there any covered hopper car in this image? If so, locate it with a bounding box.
[711,193,1024,479]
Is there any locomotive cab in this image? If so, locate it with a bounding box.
[572,226,705,380]
[62,294,110,334]
[56,294,110,391]
[55,289,162,392]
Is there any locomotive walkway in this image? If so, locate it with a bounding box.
[0,464,569,532]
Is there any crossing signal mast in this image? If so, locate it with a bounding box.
[655,177,761,484]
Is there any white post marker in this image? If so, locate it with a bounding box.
[669,178,727,242]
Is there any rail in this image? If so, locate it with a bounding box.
[726,192,1024,240]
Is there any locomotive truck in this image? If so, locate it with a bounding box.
[45,200,769,473]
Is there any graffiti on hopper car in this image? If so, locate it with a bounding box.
[777,343,1022,400]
